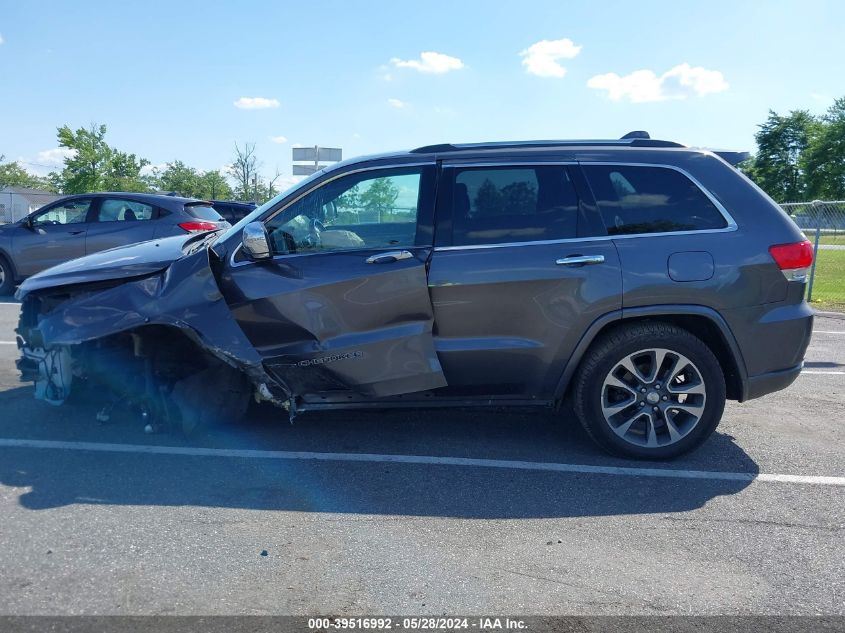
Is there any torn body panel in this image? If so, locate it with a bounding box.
[218,247,447,399]
[15,236,448,425]
[16,247,289,424]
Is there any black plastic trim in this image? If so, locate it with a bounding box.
[552,304,750,402]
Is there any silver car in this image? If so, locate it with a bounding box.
[0,192,229,294]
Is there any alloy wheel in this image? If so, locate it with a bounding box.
[600,348,707,448]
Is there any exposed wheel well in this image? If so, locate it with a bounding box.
[569,314,744,401]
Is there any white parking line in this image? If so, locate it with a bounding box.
[801,370,845,375]
[814,331,845,335]
[0,341,17,345]
[0,437,843,487]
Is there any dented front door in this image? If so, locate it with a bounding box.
[219,163,446,399]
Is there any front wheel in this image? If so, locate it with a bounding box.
[0,257,13,295]
[573,322,726,460]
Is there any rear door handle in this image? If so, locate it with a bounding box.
[68,230,85,236]
[556,254,605,266]
[366,250,414,264]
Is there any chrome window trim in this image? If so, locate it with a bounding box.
[434,161,738,252]
[229,161,433,268]
[441,160,579,168]
[433,226,738,252]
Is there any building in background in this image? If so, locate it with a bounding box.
[0,187,61,224]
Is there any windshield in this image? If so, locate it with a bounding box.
[211,170,326,248]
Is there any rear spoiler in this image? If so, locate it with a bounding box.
[710,150,750,167]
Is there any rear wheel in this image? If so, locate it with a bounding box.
[0,256,13,295]
[573,322,726,459]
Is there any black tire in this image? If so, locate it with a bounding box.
[573,322,726,460]
[0,256,14,296]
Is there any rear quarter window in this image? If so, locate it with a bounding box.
[582,165,728,235]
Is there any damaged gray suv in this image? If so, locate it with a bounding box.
[15,134,814,459]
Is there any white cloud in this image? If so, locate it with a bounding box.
[587,63,729,103]
[387,98,408,109]
[233,96,280,110]
[275,175,305,191]
[269,135,288,144]
[519,38,581,78]
[140,163,167,177]
[390,51,464,74]
[36,147,76,166]
[0,34,4,45]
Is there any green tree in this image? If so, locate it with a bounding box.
[474,179,503,216]
[196,170,233,200]
[360,177,398,209]
[54,123,112,192]
[0,156,55,191]
[103,150,149,192]
[159,160,201,197]
[52,123,150,193]
[804,98,845,199]
[500,181,536,215]
[744,110,818,202]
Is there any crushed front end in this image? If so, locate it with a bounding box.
[15,248,290,434]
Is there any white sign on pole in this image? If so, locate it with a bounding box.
[292,147,342,162]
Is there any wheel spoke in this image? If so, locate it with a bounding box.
[604,374,639,396]
[619,357,648,383]
[647,349,668,383]
[601,396,636,418]
[667,380,706,395]
[645,413,658,447]
[671,401,705,416]
[664,415,683,442]
[661,352,681,385]
[613,411,643,437]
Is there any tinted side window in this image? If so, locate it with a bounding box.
[97,199,155,222]
[452,166,578,245]
[582,165,727,235]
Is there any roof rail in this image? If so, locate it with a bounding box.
[410,136,684,154]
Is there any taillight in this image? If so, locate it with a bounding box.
[178,221,219,233]
[769,240,814,281]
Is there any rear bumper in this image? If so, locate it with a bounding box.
[723,297,813,401]
[744,362,803,401]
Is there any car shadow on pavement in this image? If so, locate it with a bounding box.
[0,388,759,518]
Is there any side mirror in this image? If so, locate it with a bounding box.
[241,221,272,261]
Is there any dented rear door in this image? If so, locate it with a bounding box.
[218,163,446,399]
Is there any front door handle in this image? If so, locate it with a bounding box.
[556,254,605,266]
[68,230,85,235]
[366,250,414,264]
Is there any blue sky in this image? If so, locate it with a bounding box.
[1,0,843,187]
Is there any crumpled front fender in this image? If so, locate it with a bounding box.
[17,249,287,399]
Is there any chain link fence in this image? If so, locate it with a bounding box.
[0,190,62,224]
[781,200,845,308]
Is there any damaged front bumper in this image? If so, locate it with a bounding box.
[15,248,291,428]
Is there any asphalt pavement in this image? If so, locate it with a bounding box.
[0,300,842,615]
